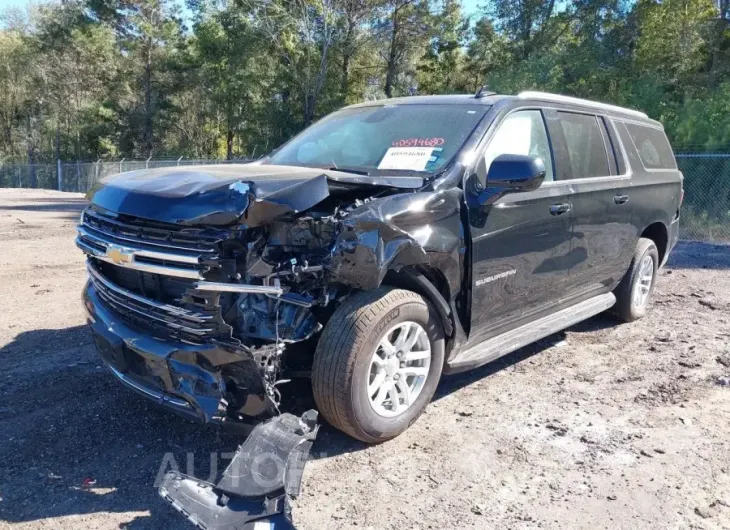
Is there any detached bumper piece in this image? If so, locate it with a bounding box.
[159,411,319,530]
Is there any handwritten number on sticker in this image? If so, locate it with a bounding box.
[391,137,445,148]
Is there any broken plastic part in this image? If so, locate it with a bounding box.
[159,410,319,530]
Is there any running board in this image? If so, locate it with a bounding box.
[445,293,616,374]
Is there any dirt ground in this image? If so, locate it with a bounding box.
[1,188,729,530]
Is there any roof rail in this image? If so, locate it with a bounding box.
[517,91,648,119]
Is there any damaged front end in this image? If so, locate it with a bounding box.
[78,163,465,527]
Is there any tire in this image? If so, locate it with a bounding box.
[312,287,445,444]
[613,237,659,322]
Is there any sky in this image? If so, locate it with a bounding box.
[0,0,483,18]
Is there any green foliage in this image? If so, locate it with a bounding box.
[0,0,730,162]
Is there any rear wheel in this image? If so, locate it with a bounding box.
[613,237,659,322]
[312,287,444,443]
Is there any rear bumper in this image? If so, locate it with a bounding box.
[83,281,277,428]
[664,216,680,267]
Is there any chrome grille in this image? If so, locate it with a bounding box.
[76,210,220,279]
[82,209,221,252]
[87,262,220,343]
[78,208,280,342]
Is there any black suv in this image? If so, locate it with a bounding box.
[77,91,682,446]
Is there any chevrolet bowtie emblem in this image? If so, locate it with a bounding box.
[105,245,134,265]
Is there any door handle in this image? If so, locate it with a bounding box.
[614,194,629,204]
[549,203,571,216]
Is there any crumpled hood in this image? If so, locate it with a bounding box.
[87,163,423,226]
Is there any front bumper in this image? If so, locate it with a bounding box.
[83,281,277,428]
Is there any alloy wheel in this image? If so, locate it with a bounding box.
[633,254,654,309]
[367,321,432,418]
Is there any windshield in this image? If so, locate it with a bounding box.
[268,104,488,174]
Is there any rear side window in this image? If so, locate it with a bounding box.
[625,123,677,170]
[557,112,610,178]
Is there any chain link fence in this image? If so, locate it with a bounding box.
[1,154,728,242]
[0,158,252,194]
[675,153,730,242]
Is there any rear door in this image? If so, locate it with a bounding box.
[550,111,636,298]
[466,108,574,344]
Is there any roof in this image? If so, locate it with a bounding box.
[345,91,657,125]
[348,94,506,108]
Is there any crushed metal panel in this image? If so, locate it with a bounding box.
[327,189,465,295]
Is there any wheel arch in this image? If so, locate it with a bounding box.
[382,266,469,362]
[640,222,669,266]
[383,267,453,335]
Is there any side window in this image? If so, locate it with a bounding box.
[624,123,677,170]
[483,110,554,183]
[557,112,610,178]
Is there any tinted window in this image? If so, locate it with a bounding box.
[483,110,554,182]
[625,123,677,170]
[269,104,488,173]
[557,112,609,178]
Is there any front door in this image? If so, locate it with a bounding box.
[466,109,574,344]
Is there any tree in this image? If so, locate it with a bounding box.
[244,0,339,127]
[376,0,431,97]
[336,0,378,103]
[417,0,469,94]
[88,0,186,157]
[191,2,265,158]
[0,29,33,162]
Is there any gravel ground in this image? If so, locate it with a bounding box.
[1,188,729,530]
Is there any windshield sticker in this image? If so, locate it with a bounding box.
[378,147,434,171]
[391,137,445,148]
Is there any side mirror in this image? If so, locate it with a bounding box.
[485,154,546,192]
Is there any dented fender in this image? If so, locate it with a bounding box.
[327,188,465,296]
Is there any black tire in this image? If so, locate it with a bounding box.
[613,237,659,322]
[312,287,445,444]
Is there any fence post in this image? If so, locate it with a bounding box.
[177,156,183,166]
[76,160,81,193]
[17,166,21,188]
[146,156,151,169]
[120,158,125,173]
[57,159,62,191]
[95,159,101,186]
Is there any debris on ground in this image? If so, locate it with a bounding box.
[695,506,715,519]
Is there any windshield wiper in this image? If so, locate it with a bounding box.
[327,166,370,176]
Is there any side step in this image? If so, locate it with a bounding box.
[445,293,616,374]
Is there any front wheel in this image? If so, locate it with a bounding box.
[312,287,444,443]
[613,237,659,322]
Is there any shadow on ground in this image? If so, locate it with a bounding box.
[0,319,561,527]
[667,240,730,270]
